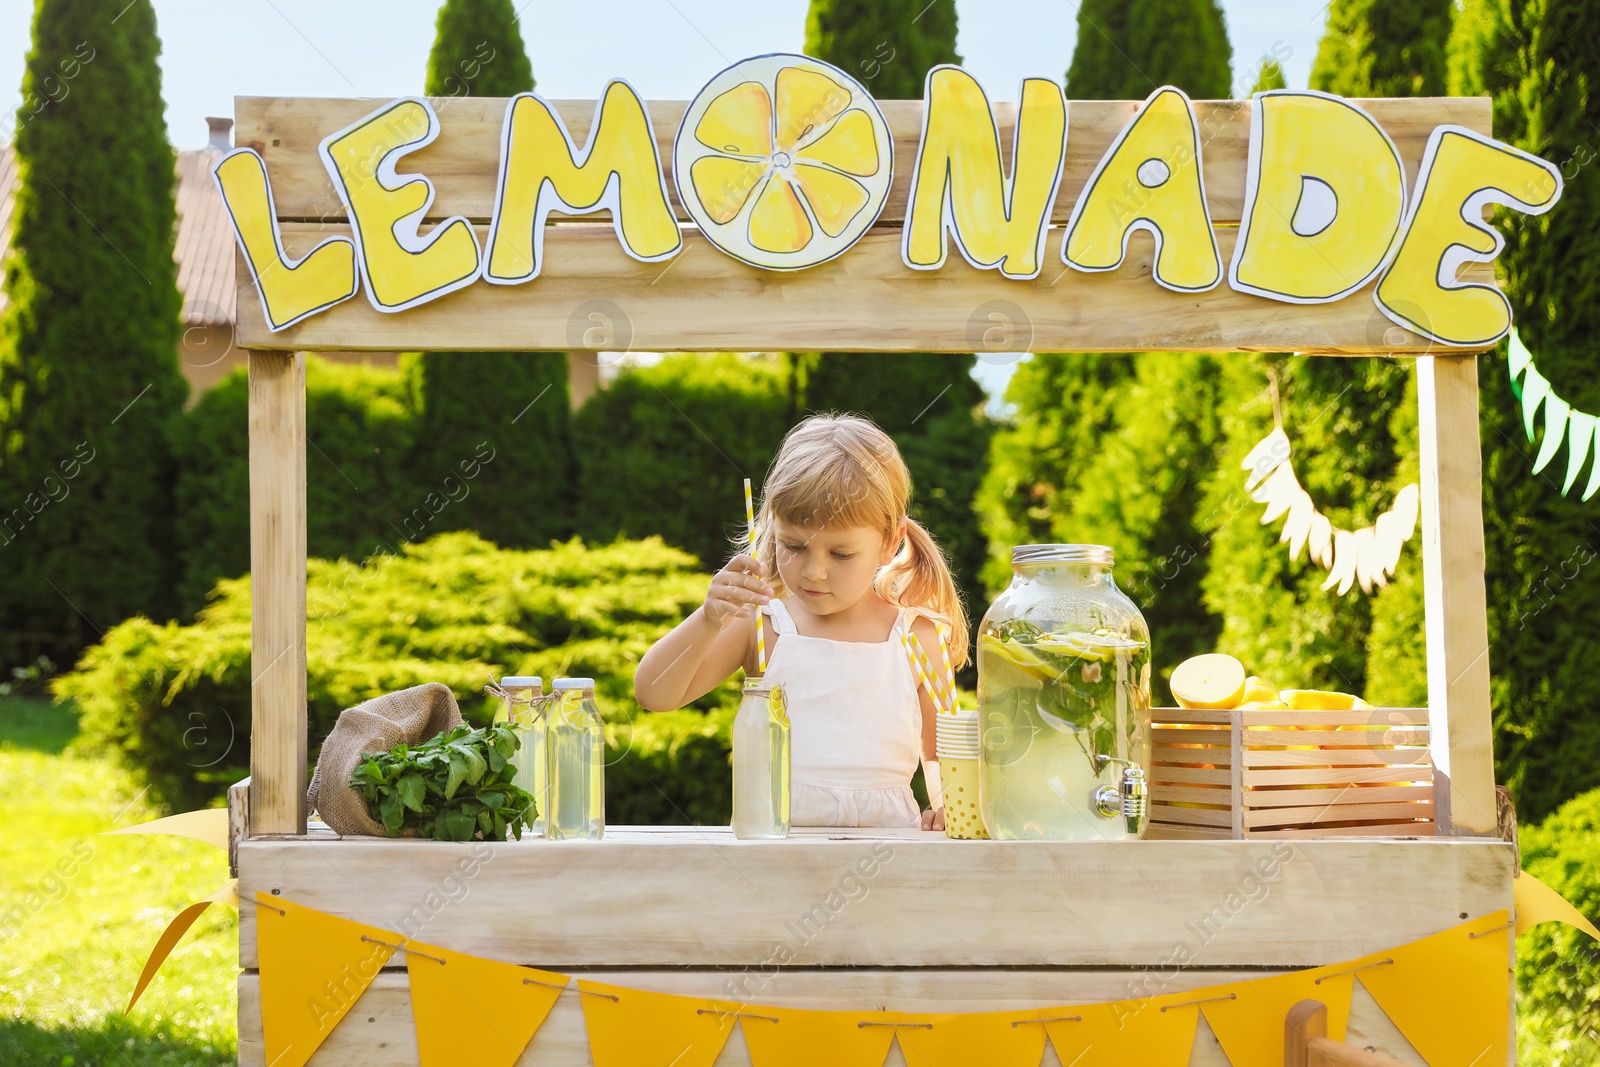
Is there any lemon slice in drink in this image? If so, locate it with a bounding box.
[676,54,893,270]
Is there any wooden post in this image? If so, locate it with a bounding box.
[1286,1000,1411,1067]
[247,350,308,836]
[1417,355,1497,836]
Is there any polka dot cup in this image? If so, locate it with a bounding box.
[939,755,988,840]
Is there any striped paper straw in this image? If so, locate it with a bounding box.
[900,632,928,702]
[744,478,765,674]
[908,632,948,715]
[933,621,958,713]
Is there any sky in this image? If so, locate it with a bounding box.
[0,0,1331,150]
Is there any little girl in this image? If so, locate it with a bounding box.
[635,413,969,829]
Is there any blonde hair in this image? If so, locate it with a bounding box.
[747,413,970,668]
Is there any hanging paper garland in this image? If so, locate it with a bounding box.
[1508,328,1600,498]
[1241,428,1420,595]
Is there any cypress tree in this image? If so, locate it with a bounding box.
[1461,0,1600,821]
[0,0,186,668]
[982,0,1234,690]
[1309,0,1452,98]
[1067,0,1233,100]
[413,0,572,549]
[1250,57,1288,93]
[801,0,990,637]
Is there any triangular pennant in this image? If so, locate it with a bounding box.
[896,1009,1049,1067]
[1563,410,1597,496]
[1533,393,1571,475]
[1358,911,1511,1067]
[1046,995,1200,1067]
[1508,328,1533,395]
[105,808,230,850]
[1521,364,1552,442]
[404,939,564,1067]
[1515,869,1600,940]
[741,1005,898,1067]
[125,879,238,1013]
[578,980,737,1067]
[1200,968,1354,1067]
[256,893,401,1067]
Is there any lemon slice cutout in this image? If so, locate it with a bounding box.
[677,54,894,271]
[1170,654,1247,710]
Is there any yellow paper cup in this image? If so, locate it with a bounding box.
[940,756,989,840]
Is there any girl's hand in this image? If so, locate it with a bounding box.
[703,553,773,629]
[921,807,944,831]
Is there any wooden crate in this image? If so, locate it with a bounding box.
[1147,707,1433,840]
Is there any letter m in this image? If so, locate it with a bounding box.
[484,81,682,283]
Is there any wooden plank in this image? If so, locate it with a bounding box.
[1151,727,1234,746]
[247,352,307,836]
[1153,745,1232,766]
[228,776,250,877]
[1243,748,1431,768]
[1252,823,1437,840]
[1244,786,1433,809]
[1151,803,1235,828]
[236,225,1492,354]
[234,969,1442,1067]
[234,96,1492,227]
[1152,706,1238,725]
[236,836,1513,969]
[1417,355,1497,835]
[1146,765,1234,786]
[1245,766,1434,787]
[1150,783,1234,806]
[1242,729,1429,747]
[1240,709,1428,727]
[1145,822,1233,840]
[1245,802,1433,829]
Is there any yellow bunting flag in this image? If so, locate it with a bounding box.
[1515,870,1600,940]
[256,892,401,1067]
[1357,911,1511,1067]
[896,1009,1050,1067]
[106,807,230,850]
[404,939,564,1067]
[741,1005,899,1067]
[578,979,737,1067]
[125,879,238,1014]
[1046,995,1201,1067]
[1199,967,1355,1067]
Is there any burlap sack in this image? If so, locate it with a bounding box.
[307,682,465,836]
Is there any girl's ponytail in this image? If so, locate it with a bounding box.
[877,516,971,669]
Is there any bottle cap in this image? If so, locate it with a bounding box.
[500,675,542,689]
[552,677,596,691]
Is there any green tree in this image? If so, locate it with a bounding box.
[0,0,186,668]
[1309,0,1453,97]
[412,0,572,549]
[1459,0,1600,821]
[1066,0,1233,99]
[1249,57,1288,93]
[804,0,959,99]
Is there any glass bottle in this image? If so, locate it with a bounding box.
[977,544,1152,841]
[732,679,790,839]
[546,678,605,841]
[490,675,547,837]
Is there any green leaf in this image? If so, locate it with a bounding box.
[445,751,468,799]
[397,773,426,813]
[439,808,476,841]
[380,791,404,835]
[456,743,488,786]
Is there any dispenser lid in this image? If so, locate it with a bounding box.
[1011,544,1114,565]
[500,675,542,688]
[552,677,596,690]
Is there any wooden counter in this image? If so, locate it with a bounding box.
[235,827,1515,1066]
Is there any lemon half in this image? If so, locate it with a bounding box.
[675,54,894,270]
[1170,653,1247,710]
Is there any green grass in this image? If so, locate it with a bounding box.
[0,697,237,1066]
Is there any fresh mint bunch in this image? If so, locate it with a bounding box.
[351,722,535,841]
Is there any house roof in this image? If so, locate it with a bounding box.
[0,139,236,327]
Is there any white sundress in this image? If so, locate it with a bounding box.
[759,598,931,828]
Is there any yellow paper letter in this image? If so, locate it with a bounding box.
[1230,90,1406,303]
[902,66,1067,280]
[212,149,357,330]
[485,81,681,284]
[318,97,482,312]
[1376,125,1561,346]
[1062,85,1220,292]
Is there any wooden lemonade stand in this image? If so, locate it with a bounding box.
[221,64,1546,1065]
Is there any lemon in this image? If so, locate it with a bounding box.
[1280,689,1362,711]
[1241,676,1277,704]
[676,55,893,270]
[1170,654,1247,710]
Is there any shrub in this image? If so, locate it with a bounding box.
[1517,789,1600,1065]
[573,354,790,568]
[171,356,419,614]
[57,532,739,816]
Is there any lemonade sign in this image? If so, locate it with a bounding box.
[215,53,1563,348]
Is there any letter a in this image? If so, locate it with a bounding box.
[319,97,482,313]
[902,67,1067,280]
[485,80,681,283]
[1062,85,1220,292]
